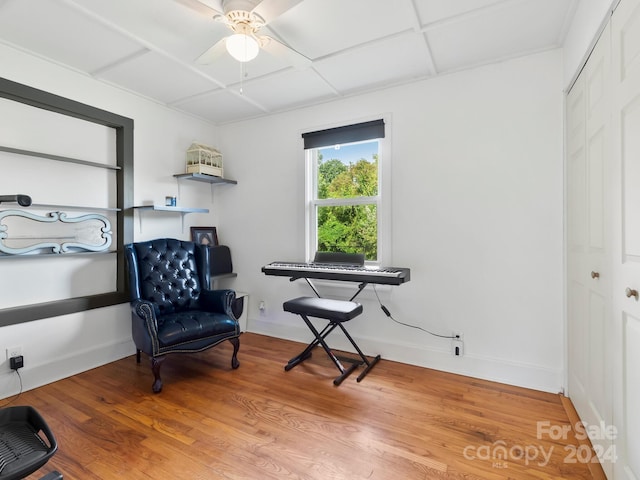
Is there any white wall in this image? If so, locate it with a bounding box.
[0,43,570,397]
[0,43,219,399]
[217,49,565,393]
[563,0,618,89]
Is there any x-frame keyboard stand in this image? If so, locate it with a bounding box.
[263,254,410,385]
[296,276,368,302]
[284,276,381,384]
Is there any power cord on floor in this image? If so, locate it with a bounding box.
[372,285,457,339]
[0,369,23,407]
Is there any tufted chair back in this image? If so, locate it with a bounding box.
[128,238,210,316]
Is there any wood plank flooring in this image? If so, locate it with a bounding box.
[8,333,601,479]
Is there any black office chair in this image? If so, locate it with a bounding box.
[0,406,62,479]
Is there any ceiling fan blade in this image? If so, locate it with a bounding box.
[196,38,228,64]
[260,36,311,69]
[173,0,223,17]
[251,0,303,24]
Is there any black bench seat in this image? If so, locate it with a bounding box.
[283,296,380,385]
[283,297,363,322]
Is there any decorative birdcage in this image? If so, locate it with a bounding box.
[185,143,223,177]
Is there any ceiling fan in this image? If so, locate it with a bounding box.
[179,0,311,67]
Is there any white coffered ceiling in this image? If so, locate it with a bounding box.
[0,0,578,125]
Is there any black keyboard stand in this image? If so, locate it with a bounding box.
[278,255,396,384]
[267,256,410,385]
[290,276,369,301]
[350,282,368,301]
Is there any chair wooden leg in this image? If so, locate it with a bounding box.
[229,337,240,369]
[151,356,166,393]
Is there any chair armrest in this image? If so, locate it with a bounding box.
[200,289,236,316]
[131,299,159,334]
[24,406,58,455]
[130,299,163,356]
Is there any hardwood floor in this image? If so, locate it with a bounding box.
[11,333,601,479]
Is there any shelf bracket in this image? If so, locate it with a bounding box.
[180,212,187,233]
[176,177,182,201]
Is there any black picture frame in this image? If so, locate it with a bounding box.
[190,226,218,246]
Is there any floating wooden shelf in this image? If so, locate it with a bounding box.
[173,173,237,185]
[30,203,120,212]
[0,145,120,170]
[212,272,237,280]
[133,205,209,213]
[133,205,209,232]
[211,272,238,289]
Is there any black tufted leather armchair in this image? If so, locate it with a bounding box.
[124,238,240,393]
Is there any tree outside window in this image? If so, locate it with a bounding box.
[311,140,380,261]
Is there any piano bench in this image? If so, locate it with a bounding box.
[283,296,362,322]
[283,296,380,385]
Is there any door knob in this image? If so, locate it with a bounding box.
[626,287,639,300]
[591,271,600,279]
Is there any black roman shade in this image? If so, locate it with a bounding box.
[302,119,385,149]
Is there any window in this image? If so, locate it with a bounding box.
[303,119,388,264]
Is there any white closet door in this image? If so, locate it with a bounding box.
[566,20,614,478]
[612,0,640,477]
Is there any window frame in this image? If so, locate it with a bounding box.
[304,117,390,265]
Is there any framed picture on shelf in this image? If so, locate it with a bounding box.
[190,226,218,246]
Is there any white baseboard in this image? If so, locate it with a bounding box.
[0,320,562,399]
[248,317,562,394]
[0,338,135,399]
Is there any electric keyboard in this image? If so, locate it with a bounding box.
[262,261,411,285]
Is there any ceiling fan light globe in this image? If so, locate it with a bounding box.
[226,33,259,62]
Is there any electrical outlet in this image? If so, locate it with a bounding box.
[452,333,464,357]
[10,355,23,370]
[6,346,22,360]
